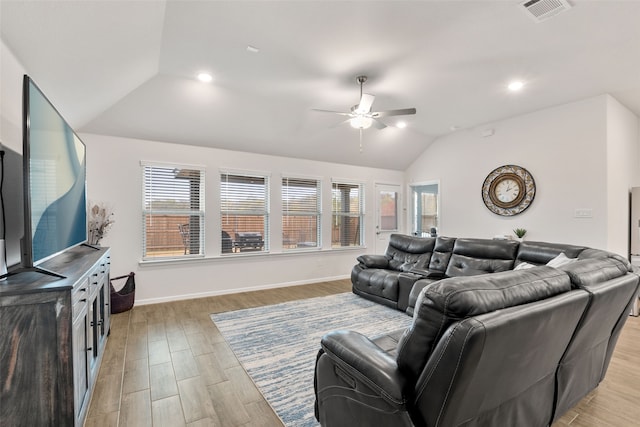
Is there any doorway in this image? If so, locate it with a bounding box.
[410,182,439,237]
[374,183,400,254]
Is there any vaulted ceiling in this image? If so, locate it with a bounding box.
[2,1,640,170]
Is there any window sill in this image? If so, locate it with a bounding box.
[139,246,366,267]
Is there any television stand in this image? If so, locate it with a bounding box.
[0,245,111,426]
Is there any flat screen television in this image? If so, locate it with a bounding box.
[19,75,88,277]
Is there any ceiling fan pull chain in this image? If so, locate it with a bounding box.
[359,128,363,153]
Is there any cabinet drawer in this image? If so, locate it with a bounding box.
[72,277,90,320]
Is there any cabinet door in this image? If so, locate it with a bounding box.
[88,294,99,378]
[73,306,90,420]
[0,292,74,425]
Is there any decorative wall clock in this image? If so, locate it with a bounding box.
[482,165,536,216]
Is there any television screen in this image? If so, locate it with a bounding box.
[23,75,87,266]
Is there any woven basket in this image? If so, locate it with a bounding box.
[110,272,135,314]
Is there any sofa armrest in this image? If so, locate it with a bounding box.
[320,330,406,404]
[357,254,390,269]
[408,267,447,279]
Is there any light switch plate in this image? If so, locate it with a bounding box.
[574,208,593,218]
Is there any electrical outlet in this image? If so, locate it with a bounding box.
[574,208,593,218]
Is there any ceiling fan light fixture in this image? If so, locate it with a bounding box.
[396,121,407,129]
[350,115,373,129]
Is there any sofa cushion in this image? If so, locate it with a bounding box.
[516,241,585,266]
[445,238,518,277]
[395,266,571,379]
[559,257,630,288]
[427,236,456,272]
[386,234,436,272]
[577,248,632,271]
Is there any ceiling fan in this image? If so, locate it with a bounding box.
[313,75,417,151]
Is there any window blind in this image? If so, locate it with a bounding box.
[331,181,364,248]
[282,177,321,249]
[220,172,269,253]
[142,164,205,259]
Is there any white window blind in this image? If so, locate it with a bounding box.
[282,177,321,249]
[220,172,269,253]
[331,181,364,248]
[142,163,205,259]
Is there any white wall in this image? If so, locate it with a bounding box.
[0,39,25,152]
[83,133,404,303]
[406,95,639,255]
[606,95,640,255]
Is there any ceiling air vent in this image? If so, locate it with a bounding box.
[520,0,572,23]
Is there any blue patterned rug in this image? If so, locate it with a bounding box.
[210,292,413,427]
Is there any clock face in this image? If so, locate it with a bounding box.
[495,178,520,203]
[482,165,535,216]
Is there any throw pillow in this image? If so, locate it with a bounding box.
[514,262,536,270]
[546,252,577,268]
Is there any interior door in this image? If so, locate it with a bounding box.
[375,183,400,254]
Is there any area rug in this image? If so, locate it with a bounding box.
[210,292,413,427]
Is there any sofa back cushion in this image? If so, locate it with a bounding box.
[395,266,571,379]
[515,241,586,267]
[445,238,518,277]
[427,236,456,272]
[386,234,436,272]
[576,248,632,271]
[560,257,630,288]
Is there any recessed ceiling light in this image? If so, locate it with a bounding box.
[197,72,213,83]
[396,121,407,129]
[508,80,524,91]
[246,45,260,53]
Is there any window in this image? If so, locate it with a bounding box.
[220,172,269,253]
[411,182,439,236]
[331,181,364,248]
[282,177,321,249]
[142,163,205,259]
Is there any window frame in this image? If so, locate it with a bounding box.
[282,175,322,250]
[141,161,205,260]
[331,180,365,248]
[220,170,271,255]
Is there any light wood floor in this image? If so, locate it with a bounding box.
[85,279,640,426]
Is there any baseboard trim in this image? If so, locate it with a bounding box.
[134,274,350,306]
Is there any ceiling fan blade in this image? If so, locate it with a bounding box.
[330,118,351,128]
[356,93,375,113]
[372,107,417,118]
[312,108,352,116]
